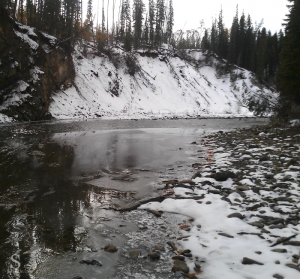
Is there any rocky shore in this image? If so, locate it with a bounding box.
[139,123,300,279]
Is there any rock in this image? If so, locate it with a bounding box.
[265,174,274,179]
[172,260,189,273]
[148,252,160,260]
[218,233,234,238]
[271,249,287,253]
[269,225,287,229]
[250,222,264,228]
[286,264,300,272]
[172,255,185,261]
[242,257,264,265]
[259,155,270,162]
[275,261,280,264]
[167,241,177,250]
[182,252,192,257]
[249,144,259,149]
[128,251,141,259]
[104,244,118,252]
[293,254,300,260]
[206,201,212,204]
[73,277,85,279]
[79,260,102,266]
[208,189,220,194]
[255,251,262,254]
[194,263,201,272]
[192,172,202,179]
[147,209,162,217]
[273,274,284,279]
[154,245,165,252]
[228,213,243,219]
[211,171,236,181]
[236,185,250,191]
[283,241,300,246]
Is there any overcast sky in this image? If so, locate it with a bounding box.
[89,0,289,34]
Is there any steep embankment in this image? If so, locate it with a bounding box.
[49,45,276,120]
[0,7,74,122]
[0,12,276,123]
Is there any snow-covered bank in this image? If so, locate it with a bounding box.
[140,125,300,279]
[49,47,276,120]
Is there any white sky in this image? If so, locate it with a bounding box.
[88,0,289,34]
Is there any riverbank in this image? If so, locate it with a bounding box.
[140,123,300,279]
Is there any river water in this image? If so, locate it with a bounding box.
[0,118,268,279]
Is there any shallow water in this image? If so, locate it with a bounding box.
[0,118,268,278]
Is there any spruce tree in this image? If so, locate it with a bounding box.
[166,0,174,44]
[148,0,155,46]
[133,0,145,49]
[277,0,300,105]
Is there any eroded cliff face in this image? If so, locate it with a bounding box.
[0,7,74,121]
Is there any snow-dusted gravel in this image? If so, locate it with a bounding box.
[140,124,300,279]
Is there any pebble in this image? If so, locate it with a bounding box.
[128,251,141,259]
[271,249,287,253]
[227,213,243,219]
[148,252,160,260]
[218,232,234,238]
[104,244,118,252]
[242,257,264,265]
[172,260,189,273]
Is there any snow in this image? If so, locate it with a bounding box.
[0,81,31,110]
[30,66,44,84]
[14,30,39,50]
[49,47,275,120]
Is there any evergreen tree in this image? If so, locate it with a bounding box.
[155,0,165,46]
[166,0,174,43]
[256,27,267,80]
[277,0,300,105]
[228,6,239,64]
[148,0,155,46]
[132,0,145,48]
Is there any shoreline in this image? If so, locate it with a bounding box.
[139,123,300,278]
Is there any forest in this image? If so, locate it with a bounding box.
[0,0,299,119]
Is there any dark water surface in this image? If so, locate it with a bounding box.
[0,118,268,278]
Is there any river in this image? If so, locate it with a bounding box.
[0,118,268,279]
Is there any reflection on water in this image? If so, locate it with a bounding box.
[0,118,268,278]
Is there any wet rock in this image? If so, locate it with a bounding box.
[154,245,165,252]
[147,209,162,217]
[172,260,189,273]
[148,252,160,260]
[273,274,284,279]
[167,241,177,251]
[242,257,264,265]
[218,233,234,238]
[104,244,118,252]
[271,249,287,253]
[228,213,243,219]
[128,251,141,259]
[211,171,236,181]
[286,264,300,272]
[79,260,102,266]
[172,255,185,261]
